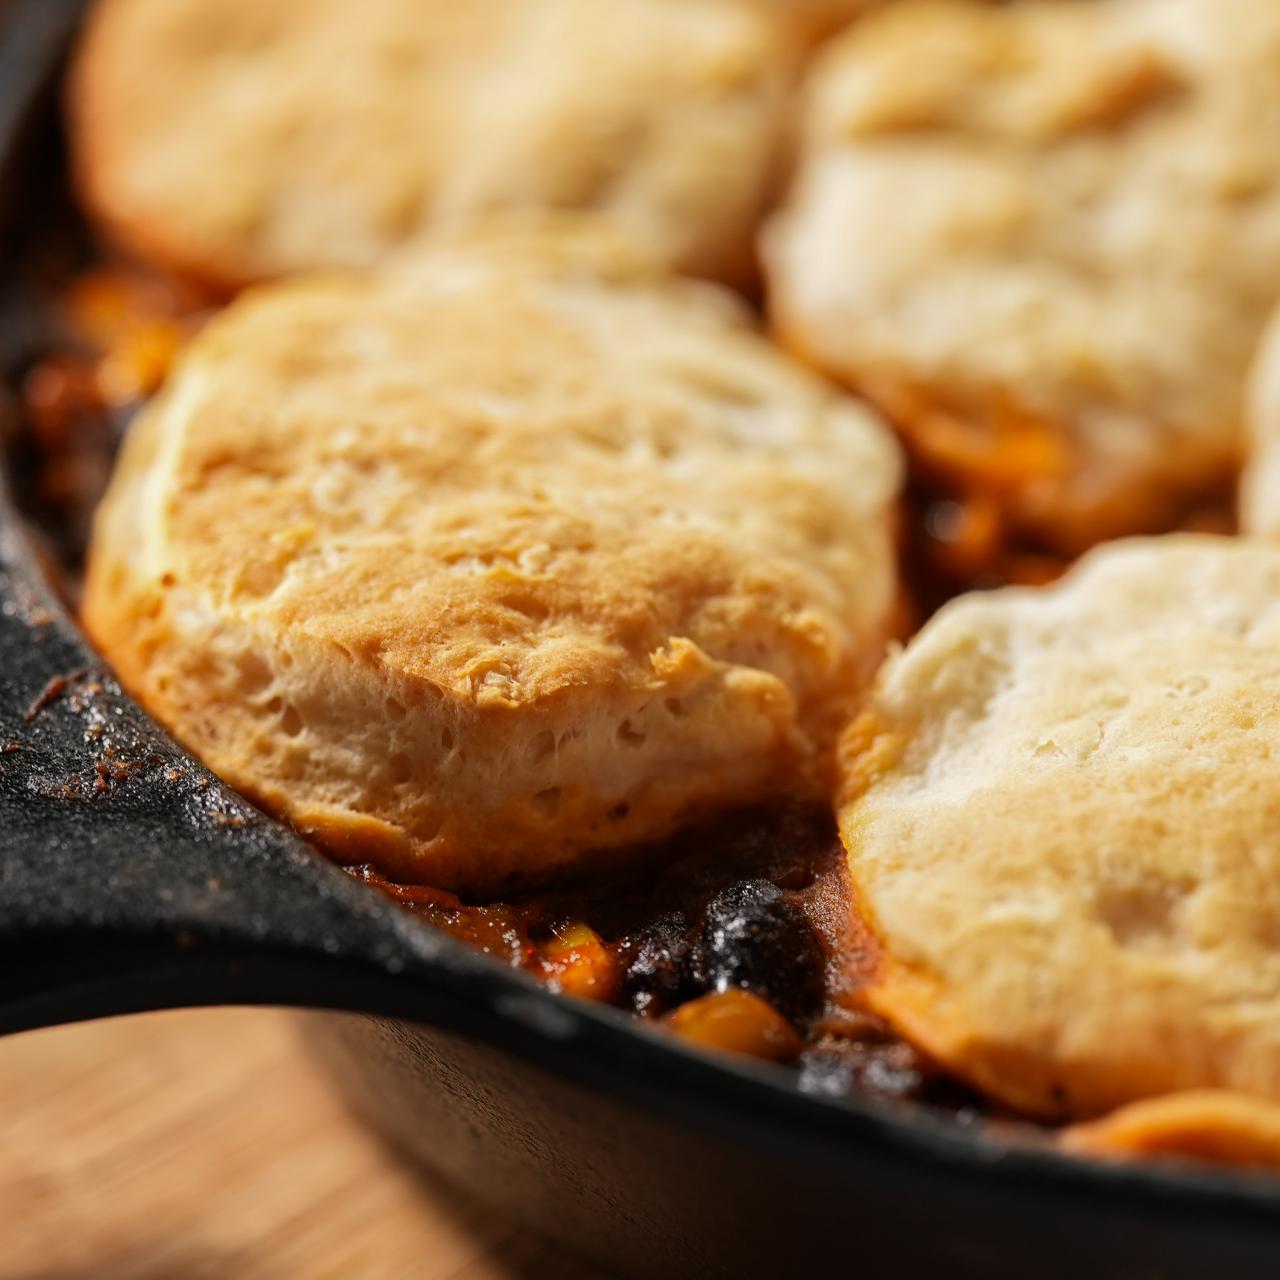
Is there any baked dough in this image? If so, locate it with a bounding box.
[68,0,797,291]
[83,222,902,892]
[838,536,1280,1119]
[765,0,1280,553]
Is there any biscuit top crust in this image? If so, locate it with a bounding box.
[839,536,1280,1119]
[765,0,1280,548]
[69,0,795,289]
[83,223,901,891]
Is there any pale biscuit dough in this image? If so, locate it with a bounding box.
[68,0,797,290]
[765,0,1280,552]
[838,536,1280,1119]
[84,223,902,892]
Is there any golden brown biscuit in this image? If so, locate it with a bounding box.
[1062,1092,1280,1171]
[69,0,797,291]
[765,0,1280,553]
[838,536,1280,1120]
[84,223,902,893]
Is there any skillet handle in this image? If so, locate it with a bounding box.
[0,0,520,1041]
[0,515,485,1036]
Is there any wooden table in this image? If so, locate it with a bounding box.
[0,1006,609,1279]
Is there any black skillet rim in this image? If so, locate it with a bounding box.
[4,0,1280,1241]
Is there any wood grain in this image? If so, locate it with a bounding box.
[0,1007,609,1279]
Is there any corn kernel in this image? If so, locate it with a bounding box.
[664,990,802,1063]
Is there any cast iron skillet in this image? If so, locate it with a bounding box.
[3,5,1280,1276]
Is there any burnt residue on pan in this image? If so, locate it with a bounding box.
[353,803,988,1116]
